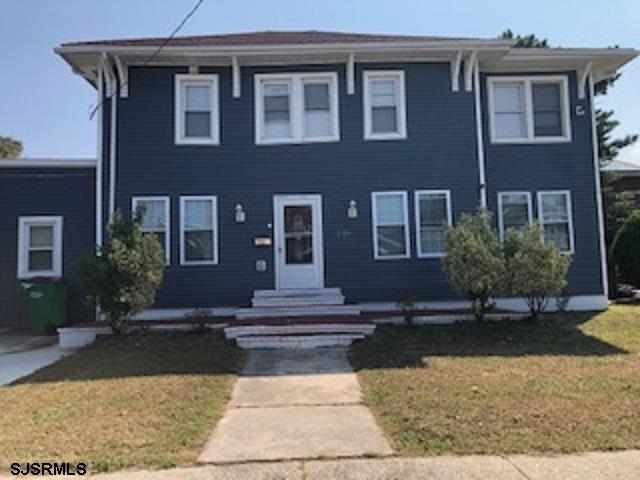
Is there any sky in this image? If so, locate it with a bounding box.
[1,0,639,163]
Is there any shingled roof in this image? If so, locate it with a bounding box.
[61,30,493,48]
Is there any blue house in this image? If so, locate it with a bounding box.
[2,31,637,330]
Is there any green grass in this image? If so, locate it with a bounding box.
[0,331,244,472]
[350,305,640,455]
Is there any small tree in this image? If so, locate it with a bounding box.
[611,210,640,287]
[0,136,23,159]
[504,224,571,321]
[81,210,165,334]
[442,209,506,321]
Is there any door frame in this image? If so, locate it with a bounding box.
[273,194,325,290]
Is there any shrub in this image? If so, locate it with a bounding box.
[612,210,640,287]
[504,223,571,321]
[442,208,506,321]
[80,210,165,334]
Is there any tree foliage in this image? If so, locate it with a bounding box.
[0,136,23,159]
[80,209,165,334]
[442,209,506,321]
[611,211,640,287]
[504,224,571,320]
[500,29,549,48]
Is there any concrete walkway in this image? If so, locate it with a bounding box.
[198,348,392,463]
[87,450,640,479]
[0,331,65,385]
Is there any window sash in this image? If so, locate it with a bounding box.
[18,217,62,278]
[364,71,406,139]
[132,197,170,264]
[372,192,409,259]
[498,192,532,241]
[415,191,452,257]
[538,191,574,253]
[175,75,219,144]
[180,196,218,265]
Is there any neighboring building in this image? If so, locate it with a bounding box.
[602,159,640,199]
[2,31,637,326]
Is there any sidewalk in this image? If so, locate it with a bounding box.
[90,450,640,479]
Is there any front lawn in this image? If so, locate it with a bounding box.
[0,331,244,472]
[350,305,640,455]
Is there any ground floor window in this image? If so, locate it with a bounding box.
[371,191,410,259]
[132,197,170,264]
[17,216,63,279]
[415,190,452,257]
[497,192,533,241]
[537,190,574,253]
[179,196,218,265]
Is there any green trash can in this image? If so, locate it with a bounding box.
[22,280,68,335]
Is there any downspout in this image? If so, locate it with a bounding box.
[473,56,487,208]
[106,59,118,219]
[95,59,104,248]
[589,73,609,299]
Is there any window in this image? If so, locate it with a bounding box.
[255,73,339,144]
[17,216,63,279]
[132,197,170,264]
[498,192,533,241]
[415,191,452,257]
[371,191,410,259]
[363,71,407,140]
[538,191,574,253]
[488,76,570,143]
[180,196,218,265]
[175,74,219,145]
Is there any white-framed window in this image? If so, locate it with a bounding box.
[254,72,339,145]
[175,74,219,145]
[371,191,410,260]
[17,216,63,279]
[488,76,571,144]
[497,192,533,241]
[363,70,407,140]
[179,196,218,266]
[537,191,574,254]
[132,197,170,264]
[414,190,452,258]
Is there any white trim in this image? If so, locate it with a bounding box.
[414,190,452,258]
[347,53,355,95]
[17,216,63,279]
[254,72,340,145]
[371,191,410,260]
[95,61,104,250]
[113,55,128,98]
[537,190,575,254]
[179,196,219,266]
[0,158,96,168]
[363,70,407,141]
[577,62,592,100]
[232,56,241,98]
[473,60,487,207]
[450,50,462,92]
[589,73,609,297]
[487,75,572,144]
[103,55,118,219]
[497,191,533,242]
[132,196,171,264]
[464,51,477,92]
[174,74,220,145]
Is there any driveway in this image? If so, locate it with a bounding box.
[199,348,392,462]
[0,329,65,385]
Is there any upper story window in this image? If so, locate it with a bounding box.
[255,72,339,145]
[371,191,410,260]
[175,74,219,145]
[132,197,170,264]
[17,216,63,279]
[363,71,407,140]
[488,76,571,144]
[538,191,574,254]
[497,192,533,241]
[415,190,452,258]
[180,196,218,266]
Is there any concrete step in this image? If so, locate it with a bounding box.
[225,323,375,339]
[235,333,365,349]
[253,288,342,298]
[235,304,361,320]
[252,294,345,308]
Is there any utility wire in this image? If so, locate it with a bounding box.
[89,0,205,119]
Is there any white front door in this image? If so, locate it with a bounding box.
[274,195,324,290]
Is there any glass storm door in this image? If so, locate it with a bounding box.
[274,195,324,289]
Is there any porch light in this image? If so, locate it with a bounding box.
[347,200,358,219]
[235,204,246,223]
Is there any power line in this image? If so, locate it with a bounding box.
[89,0,205,119]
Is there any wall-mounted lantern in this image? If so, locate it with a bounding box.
[347,200,358,219]
[235,204,246,223]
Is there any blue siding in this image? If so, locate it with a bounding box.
[0,168,95,327]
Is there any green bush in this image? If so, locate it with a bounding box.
[81,210,165,334]
[504,223,571,321]
[612,210,640,287]
[442,208,506,321]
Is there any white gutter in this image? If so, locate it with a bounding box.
[589,72,609,298]
[0,158,95,168]
[473,56,487,208]
[95,60,104,248]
